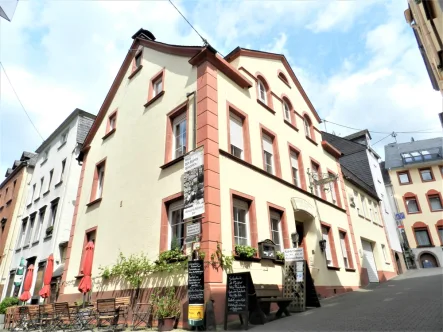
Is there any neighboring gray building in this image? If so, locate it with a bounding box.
[323,130,406,274]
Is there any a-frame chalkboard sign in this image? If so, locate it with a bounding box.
[224,272,255,330]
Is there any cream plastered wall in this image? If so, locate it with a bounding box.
[388,164,443,249]
[216,54,361,288]
[63,46,198,295]
[345,181,395,274]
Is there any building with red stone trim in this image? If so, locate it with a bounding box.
[59,29,397,326]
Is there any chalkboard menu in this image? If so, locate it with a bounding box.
[226,273,248,313]
[188,260,204,305]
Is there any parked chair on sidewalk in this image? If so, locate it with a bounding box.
[53,302,75,330]
[115,296,131,328]
[4,306,18,330]
[96,298,119,331]
[39,304,55,330]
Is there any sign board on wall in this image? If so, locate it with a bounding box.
[395,212,405,220]
[284,248,304,262]
[183,147,205,219]
[188,260,205,327]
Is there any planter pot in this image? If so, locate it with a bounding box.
[158,317,175,332]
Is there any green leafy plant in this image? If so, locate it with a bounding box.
[276,251,284,261]
[0,297,19,314]
[157,248,187,264]
[151,287,181,319]
[209,243,234,272]
[235,245,257,258]
[45,226,53,236]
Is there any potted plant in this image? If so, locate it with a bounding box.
[0,297,19,325]
[276,251,285,262]
[234,245,257,259]
[45,226,53,236]
[151,287,181,331]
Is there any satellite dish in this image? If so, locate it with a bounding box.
[0,0,18,22]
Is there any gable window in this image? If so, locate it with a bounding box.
[168,200,185,250]
[428,193,443,211]
[153,77,163,97]
[262,133,275,174]
[229,112,244,159]
[397,171,411,184]
[42,149,49,161]
[233,198,250,246]
[414,229,431,246]
[339,232,349,268]
[109,114,117,131]
[321,226,333,267]
[135,51,142,68]
[290,151,300,187]
[278,71,290,87]
[283,101,290,121]
[404,193,421,214]
[269,210,283,252]
[419,168,434,182]
[257,79,267,104]
[104,110,118,138]
[147,69,165,103]
[303,115,315,142]
[172,112,187,159]
[304,118,310,138]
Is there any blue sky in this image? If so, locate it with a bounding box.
[0,0,441,176]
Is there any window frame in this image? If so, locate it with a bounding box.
[426,190,443,212]
[38,177,45,198]
[230,190,258,252]
[397,170,412,185]
[33,207,46,243]
[303,113,316,143]
[403,192,422,214]
[269,210,283,252]
[257,79,267,104]
[79,227,97,275]
[17,219,27,249]
[172,112,187,160]
[321,223,338,268]
[46,169,54,193]
[134,51,142,69]
[164,102,189,164]
[267,202,289,252]
[24,214,35,246]
[277,70,290,87]
[58,159,66,184]
[339,231,349,268]
[49,200,59,228]
[310,159,325,199]
[413,225,433,247]
[147,68,166,103]
[255,73,273,111]
[326,168,341,207]
[104,109,118,138]
[381,244,388,262]
[288,143,306,191]
[168,200,185,250]
[436,220,443,245]
[88,158,106,205]
[233,198,250,247]
[260,125,282,178]
[419,167,435,182]
[338,229,354,269]
[227,102,252,163]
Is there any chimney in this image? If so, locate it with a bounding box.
[132,28,156,41]
[411,137,415,142]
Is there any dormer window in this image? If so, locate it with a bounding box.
[258,79,267,104]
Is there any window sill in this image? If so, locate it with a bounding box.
[407,211,422,215]
[305,136,318,146]
[144,90,165,108]
[160,155,184,170]
[5,199,12,206]
[233,255,261,262]
[43,190,50,197]
[327,266,341,271]
[34,197,40,203]
[57,141,67,151]
[128,65,143,79]
[102,128,116,140]
[417,245,435,248]
[32,241,39,246]
[345,268,356,272]
[15,248,21,253]
[430,209,443,213]
[43,235,52,241]
[27,203,32,208]
[41,159,48,166]
[365,217,371,222]
[54,181,63,188]
[86,197,102,207]
[284,120,298,131]
[384,262,391,265]
[399,182,412,185]
[256,99,275,114]
[420,179,435,183]
[23,245,30,249]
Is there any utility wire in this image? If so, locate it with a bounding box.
[0,62,45,141]
[168,0,208,46]
[372,133,394,146]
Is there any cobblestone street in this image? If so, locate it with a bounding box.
[251,268,443,331]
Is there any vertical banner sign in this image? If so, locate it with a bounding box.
[188,260,205,327]
[184,147,205,219]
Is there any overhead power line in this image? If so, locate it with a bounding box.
[0,62,44,141]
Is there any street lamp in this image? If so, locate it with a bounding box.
[319,239,327,252]
[291,232,299,248]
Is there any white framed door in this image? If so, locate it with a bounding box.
[361,240,379,283]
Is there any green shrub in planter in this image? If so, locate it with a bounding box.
[276,251,285,261]
[0,297,19,314]
[234,245,257,258]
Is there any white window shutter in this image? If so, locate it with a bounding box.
[230,113,244,152]
[322,228,332,262]
[262,134,273,154]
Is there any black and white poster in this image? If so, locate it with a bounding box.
[184,147,205,219]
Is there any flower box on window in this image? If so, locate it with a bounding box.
[258,239,276,260]
[45,226,53,236]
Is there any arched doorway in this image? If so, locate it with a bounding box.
[419,252,439,268]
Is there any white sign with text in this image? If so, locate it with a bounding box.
[284,248,304,262]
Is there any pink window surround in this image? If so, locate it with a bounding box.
[287,143,307,191]
[425,189,443,212]
[79,226,97,275]
[160,192,183,252]
[412,221,434,247]
[327,167,342,208]
[310,157,326,200]
[436,220,443,245]
[146,68,166,105]
[103,109,117,139]
[281,94,297,129]
[403,192,422,215]
[88,158,106,206]
[277,70,291,88]
[226,101,252,163]
[128,49,143,79]
[260,124,282,178]
[230,189,258,252]
[267,202,290,250]
[302,112,316,143]
[256,72,274,112]
[164,101,189,164]
[320,221,339,268]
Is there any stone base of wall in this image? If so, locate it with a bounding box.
[377,270,397,282]
[315,285,360,299]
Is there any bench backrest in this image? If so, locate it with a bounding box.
[115,296,130,306]
[254,284,281,298]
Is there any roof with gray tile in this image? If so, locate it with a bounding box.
[77,114,95,145]
[341,165,379,200]
[322,132,367,155]
[343,129,372,141]
[384,137,443,169]
[379,161,391,185]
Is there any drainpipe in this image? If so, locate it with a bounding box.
[186,91,197,149]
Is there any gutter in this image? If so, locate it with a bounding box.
[186,91,197,149]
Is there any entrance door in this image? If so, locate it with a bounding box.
[361,240,379,282]
[420,253,438,268]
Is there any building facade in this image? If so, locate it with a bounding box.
[323,131,406,274]
[405,0,443,93]
[1,109,95,303]
[384,137,443,269]
[0,152,36,297]
[59,29,396,325]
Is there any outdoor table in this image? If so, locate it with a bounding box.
[72,305,96,330]
[131,303,152,330]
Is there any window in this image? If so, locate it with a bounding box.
[17,220,27,248]
[5,188,9,202]
[257,79,267,104]
[29,184,36,204]
[80,229,97,274]
[374,204,380,223]
[33,209,45,242]
[327,172,338,204]
[25,215,35,246]
[304,117,311,138]
[361,196,368,217]
[339,232,349,268]
[428,194,443,211]
[5,271,15,298]
[229,112,244,159]
[283,101,290,121]
[153,77,163,97]
[278,71,289,86]
[312,163,321,197]
[270,210,282,252]
[39,177,44,197]
[414,229,431,246]
[91,162,106,201]
[59,243,68,263]
[172,113,187,159]
[42,148,49,161]
[398,171,411,184]
[406,197,420,213]
[168,200,185,249]
[438,227,443,244]
[60,131,68,145]
[233,199,249,246]
[59,159,66,183]
[135,52,142,68]
[109,114,116,130]
[47,170,54,192]
[381,244,388,262]
[12,180,16,197]
[321,226,333,267]
[290,151,300,187]
[49,202,58,227]
[262,134,274,174]
[419,168,434,182]
[106,111,117,134]
[33,262,45,297]
[368,201,374,221]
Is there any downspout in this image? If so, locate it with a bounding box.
[186,91,197,149]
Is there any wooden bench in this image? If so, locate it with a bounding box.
[253,284,293,323]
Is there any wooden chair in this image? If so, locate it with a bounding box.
[15,306,38,331]
[115,296,131,328]
[4,306,18,330]
[54,302,75,330]
[131,303,153,330]
[96,298,118,331]
[39,304,55,330]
